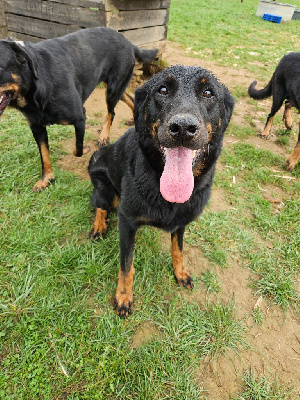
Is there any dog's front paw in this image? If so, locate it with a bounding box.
[97,135,110,147]
[89,208,109,240]
[113,294,133,318]
[89,226,107,240]
[259,131,270,140]
[285,157,297,171]
[32,174,55,192]
[174,266,194,289]
[89,221,108,240]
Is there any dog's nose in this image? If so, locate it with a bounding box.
[168,114,200,142]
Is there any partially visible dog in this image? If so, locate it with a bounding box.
[88,65,234,318]
[0,28,157,190]
[248,52,300,171]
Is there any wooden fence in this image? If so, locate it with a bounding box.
[0,0,171,52]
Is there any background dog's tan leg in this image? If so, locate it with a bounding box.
[31,125,55,191]
[283,101,293,130]
[286,125,300,170]
[171,229,194,289]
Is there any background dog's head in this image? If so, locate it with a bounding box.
[0,40,38,115]
[134,65,234,203]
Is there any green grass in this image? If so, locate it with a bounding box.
[169,0,300,79]
[233,369,294,400]
[1,1,300,398]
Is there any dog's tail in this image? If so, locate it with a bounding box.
[248,76,274,100]
[134,47,158,63]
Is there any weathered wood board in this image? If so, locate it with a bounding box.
[0,0,170,55]
[5,0,105,27]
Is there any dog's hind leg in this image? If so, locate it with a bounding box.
[171,228,194,289]
[121,91,134,112]
[73,111,90,157]
[31,124,55,191]
[286,124,300,170]
[120,91,135,127]
[261,89,285,139]
[98,71,134,146]
[114,212,136,318]
[283,101,293,130]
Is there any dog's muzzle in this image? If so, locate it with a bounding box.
[168,114,200,145]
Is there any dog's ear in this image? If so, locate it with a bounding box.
[134,83,149,133]
[10,42,39,80]
[221,86,235,132]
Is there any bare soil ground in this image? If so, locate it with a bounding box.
[57,41,300,399]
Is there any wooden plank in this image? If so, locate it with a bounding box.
[106,9,168,30]
[0,5,6,22]
[5,0,105,28]
[48,0,105,9]
[7,31,43,43]
[0,26,8,38]
[138,39,166,55]
[105,0,171,11]
[121,25,167,46]
[6,14,80,39]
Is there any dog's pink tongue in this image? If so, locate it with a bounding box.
[160,147,194,203]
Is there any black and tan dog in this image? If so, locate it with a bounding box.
[248,52,300,171]
[0,28,157,191]
[88,65,234,317]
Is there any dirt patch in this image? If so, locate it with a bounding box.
[131,320,160,349]
[206,186,232,213]
[179,243,299,398]
[56,88,133,179]
[57,41,300,398]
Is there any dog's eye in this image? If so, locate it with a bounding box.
[203,90,213,98]
[158,86,168,95]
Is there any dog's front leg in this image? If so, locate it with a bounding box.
[31,124,55,191]
[171,227,194,289]
[114,212,136,318]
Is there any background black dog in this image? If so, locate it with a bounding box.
[248,52,300,171]
[88,65,234,318]
[0,27,157,190]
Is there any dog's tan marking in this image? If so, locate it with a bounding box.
[98,112,113,146]
[16,95,27,108]
[206,122,213,141]
[201,78,206,84]
[32,142,54,191]
[0,82,20,96]
[0,79,27,108]
[40,142,52,176]
[121,91,134,112]
[283,101,293,129]
[114,264,135,317]
[112,194,120,209]
[286,140,300,171]
[261,116,274,138]
[193,160,206,177]
[151,121,160,138]
[90,208,108,238]
[11,73,21,83]
[138,216,151,224]
[59,120,70,125]
[171,232,193,289]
